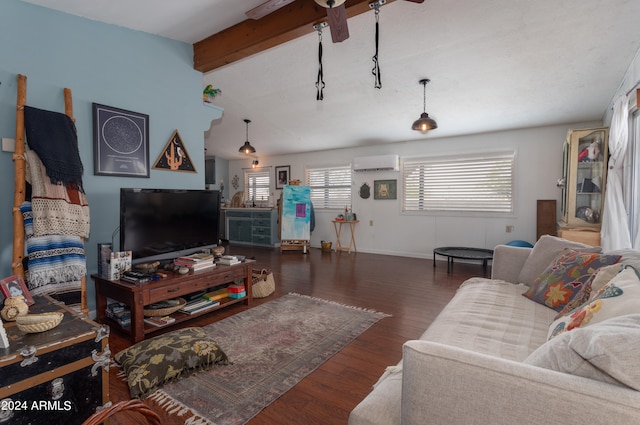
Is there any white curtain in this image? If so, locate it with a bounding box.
[601,94,631,251]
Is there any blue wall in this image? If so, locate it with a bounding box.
[0,0,222,311]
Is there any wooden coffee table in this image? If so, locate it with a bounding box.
[433,247,494,277]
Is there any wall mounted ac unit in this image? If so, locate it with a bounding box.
[352,154,399,172]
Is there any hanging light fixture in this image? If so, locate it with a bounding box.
[411,78,438,132]
[314,0,346,7]
[239,119,256,154]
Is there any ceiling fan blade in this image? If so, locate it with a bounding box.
[246,0,297,20]
[403,0,425,3]
[326,3,349,43]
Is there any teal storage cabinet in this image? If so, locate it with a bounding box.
[225,209,279,247]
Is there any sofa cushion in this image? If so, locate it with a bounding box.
[522,250,621,311]
[348,365,403,425]
[608,249,640,270]
[547,266,640,340]
[420,278,556,361]
[517,235,600,286]
[525,314,640,391]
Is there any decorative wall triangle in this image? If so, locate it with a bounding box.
[153,129,197,173]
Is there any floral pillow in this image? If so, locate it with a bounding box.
[547,266,640,340]
[553,263,624,319]
[115,327,229,398]
[517,235,600,286]
[522,249,621,311]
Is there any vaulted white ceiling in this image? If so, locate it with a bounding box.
[22,0,640,160]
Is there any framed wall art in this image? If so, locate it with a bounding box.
[93,103,150,177]
[152,130,196,173]
[374,179,397,200]
[275,165,290,189]
[0,275,34,305]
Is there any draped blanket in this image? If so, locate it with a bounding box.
[24,105,84,190]
[20,202,85,295]
[25,149,90,238]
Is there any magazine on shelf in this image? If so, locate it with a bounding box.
[179,298,220,313]
[144,316,176,327]
[181,300,220,315]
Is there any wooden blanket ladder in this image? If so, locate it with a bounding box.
[12,74,88,316]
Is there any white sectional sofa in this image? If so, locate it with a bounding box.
[349,236,640,425]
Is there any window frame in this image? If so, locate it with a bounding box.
[305,165,352,210]
[402,151,516,215]
[243,168,271,204]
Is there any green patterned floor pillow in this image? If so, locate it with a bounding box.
[115,327,229,398]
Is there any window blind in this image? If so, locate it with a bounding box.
[244,170,270,202]
[403,152,514,213]
[306,165,352,209]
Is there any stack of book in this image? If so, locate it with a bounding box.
[144,315,176,327]
[217,255,240,266]
[179,297,220,315]
[106,301,130,328]
[174,252,215,272]
[227,284,246,299]
[202,288,229,302]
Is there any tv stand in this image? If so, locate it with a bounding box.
[92,260,254,343]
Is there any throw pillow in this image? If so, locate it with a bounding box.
[522,249,621,311]
[547,266,640,340]
[525,314,640,391]
[114,327,229,399]
[553,263,624,319]
[588,263,624,300]
[517,235,600,287]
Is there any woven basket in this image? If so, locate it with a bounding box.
[252,269,275,298]
[143,298,186,317]
[82,400,161,425]
[16,312,64,333]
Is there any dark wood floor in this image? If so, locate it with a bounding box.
[104,245,487,424]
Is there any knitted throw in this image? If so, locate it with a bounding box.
[25,149,90,238]
[20,202,85,293]
[24,105,84,191]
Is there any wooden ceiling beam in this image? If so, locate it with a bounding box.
[194,0,394,73]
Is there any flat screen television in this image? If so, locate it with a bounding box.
[120,188,220,265]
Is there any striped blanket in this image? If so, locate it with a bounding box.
[20,202,85,296]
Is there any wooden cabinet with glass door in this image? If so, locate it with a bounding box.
[557,127,609,245]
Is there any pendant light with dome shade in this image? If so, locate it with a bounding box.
[411,78,438,132]
[239,118,256,154]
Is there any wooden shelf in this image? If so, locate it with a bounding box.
[143,296,247,334]
[92,260,254,343]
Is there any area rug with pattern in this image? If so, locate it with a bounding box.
[147,293,389,425]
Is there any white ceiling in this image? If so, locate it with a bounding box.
[22,0,640,160]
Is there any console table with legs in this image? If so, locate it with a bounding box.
[92,260,254,343]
